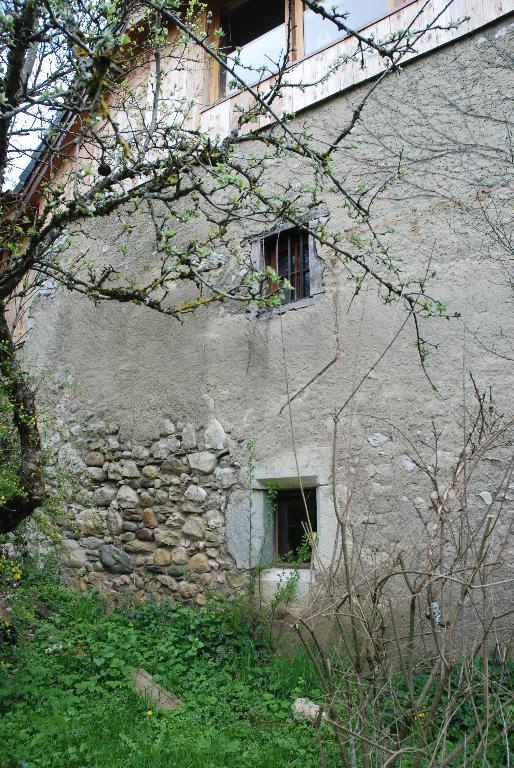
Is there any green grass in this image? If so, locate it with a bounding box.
[2,565,512,767]
[0,570,337,768]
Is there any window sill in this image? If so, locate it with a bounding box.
[260,567,315,584]
[248,291,324,319]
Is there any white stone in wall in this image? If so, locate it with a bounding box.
[120,460,140,478]
[107,463,122,481]
[151,437,179,459]
[399,455,416,472]
[187,451,216,474]
[132,445,150,460]
[77,509,105,536]
[171,547,189,564]
[214,467,236,489]
[205,509,224,528]
[204,419,226,451]
[87,467,106,482]
[154,529,180,546]
[478,490,493,506]
[106,509,123,535]
[160,419,176,436]
[93,484,118,507]
[116,485,139,508]
[58,443,85,477]
[182,423,197,449]
[366,433,390,448]
[184,485,208,503]
[182,516,206,540]
[142,465,159,478]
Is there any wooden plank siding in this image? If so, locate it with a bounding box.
[14,0,513,208]
[199,0,514,140]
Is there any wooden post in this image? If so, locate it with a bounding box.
[288,0,305,62]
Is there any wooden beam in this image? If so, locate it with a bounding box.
[287,0,305,61]
[206,1,222,104]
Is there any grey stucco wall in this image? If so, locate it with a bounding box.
[24,18,514,613]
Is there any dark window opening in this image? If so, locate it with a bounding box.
[219,0,285,96]
[264,227,310,304]
[275,488,317,564]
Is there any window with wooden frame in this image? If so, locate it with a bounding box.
[274,488,317,565]
[210,0,303,100]
[208,1,409,102]
[263,226,311,305]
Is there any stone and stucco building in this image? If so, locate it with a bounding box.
[15,0,514,608]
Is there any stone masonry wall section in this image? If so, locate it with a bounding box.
[51,413,246,604]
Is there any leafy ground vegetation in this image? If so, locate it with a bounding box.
[0,559,337,768]
[0,556,512,768]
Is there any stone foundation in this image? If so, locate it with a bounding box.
[48,414,247,604]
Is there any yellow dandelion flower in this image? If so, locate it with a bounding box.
[146,709,153,717]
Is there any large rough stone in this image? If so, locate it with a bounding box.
[184,484,208,503]
[154,529,180,546]
[205,508,224,528]
[160,419,176,436]
[151,437,179,460]
[153,548,172,566]
[77,510,105,536]
[188,553,211,573]
[160,457,190,476]
[157,575,178,590]
[142,465,159,478]
[142,508,159,528]
[106,509,123,535]
[81,536,102,549]
[116,485,139,508]
[121,460,140,478]
[123,539,156,553]
[165,511,186,529]
[366,433,390,448]
[106,463,122,481]
[132,445,150,460]
[399,454,416,472]
[93,483,118,507]
[85,451,105,467]
[171,546,189,565]
[129,669,181,711]
[178,581,197,599]
[67,547,87,569]
[87,466,107,482]
[58,443,85,477]
[214,468,236,489]
[136,528,154,542]
[204,419,226,451]
[181,423,197,449]
[182,516,206,540]
[100,545,133,574]
[187,451,216,475]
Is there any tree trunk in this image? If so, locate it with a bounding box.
[0,305,46,532]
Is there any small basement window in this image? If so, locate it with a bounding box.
[274,488,317,565]
[264,226,310,305]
